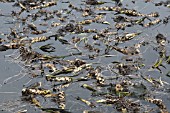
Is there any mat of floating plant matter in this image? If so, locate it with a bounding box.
[0,0,170,113]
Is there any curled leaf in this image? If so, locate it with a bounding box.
[39,44,55,53]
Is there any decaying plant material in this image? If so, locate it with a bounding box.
[0,0,170,113]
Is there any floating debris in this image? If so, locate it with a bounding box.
[85,0,107,5]
[145,98,168,113]
[115,32,141,43]
[29,1,57,10]
[112,45,140,55]
[39,44,55,53]
[115,22,131,30]
[0,45,9,51]
[46,75,73,83]
[0,0,169,113]
[41,108,71,113]
[57,91,66,109]
[144,19,161,27]
[77,97,96,107]
[31,36,50,44]
[81,83,97,92]
[22,88,51,96]
[156,33,166,46]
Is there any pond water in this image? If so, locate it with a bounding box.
[0,0,170,113]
